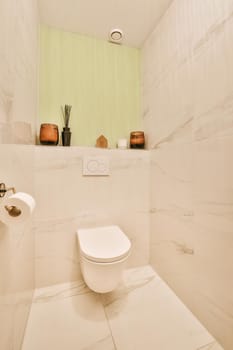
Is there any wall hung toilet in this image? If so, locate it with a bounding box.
[76,225,131,293]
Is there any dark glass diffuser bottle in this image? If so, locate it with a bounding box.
[62,127,71,146]
[62,104,72,146]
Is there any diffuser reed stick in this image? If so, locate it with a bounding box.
[61,104,72,146]
[61,104,72,128]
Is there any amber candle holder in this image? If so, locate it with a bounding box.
[39,123,59,145]
[130,131,145,149]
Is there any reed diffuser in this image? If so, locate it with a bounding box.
[61,104,72,146]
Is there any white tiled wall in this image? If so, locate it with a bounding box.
[0,0,38,144]
[0,0,38,349]
[142,1,233,349]
[34,147,150,288]
[1,1,233,349]
[0,146,35,350]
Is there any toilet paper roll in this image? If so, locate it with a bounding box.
[0,192,35,225]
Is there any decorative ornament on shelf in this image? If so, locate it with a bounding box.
[96,135,108,148]
[61,104,72,146]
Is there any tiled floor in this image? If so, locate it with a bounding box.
[22,266,223,350]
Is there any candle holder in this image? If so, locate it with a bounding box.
[130,131,145,149]
[39,123,59,145]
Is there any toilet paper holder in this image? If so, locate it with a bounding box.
[0,183,22,217]
[0,183,16,197]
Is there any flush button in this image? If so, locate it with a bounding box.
[87,160,99,172]
[83,156,110,176]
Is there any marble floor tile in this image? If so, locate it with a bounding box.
[22,282,115,350]
[22,266,224,350]
[101,266,224,350]
[33,280,91,303]
[83,336,116,350]
[197,341,224,350]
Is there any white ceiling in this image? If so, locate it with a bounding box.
[38,0,173,48]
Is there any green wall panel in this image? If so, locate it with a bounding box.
[39,25,141,147]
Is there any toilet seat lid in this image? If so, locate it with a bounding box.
[77,225,131,263]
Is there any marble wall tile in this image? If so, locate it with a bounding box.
[35,217,81,287]
[0,0,38,144]
[151,141,193,211]
[0,303,14,349]
[0,146,36,350]
[34,147,150,288]
[142,0,233,349]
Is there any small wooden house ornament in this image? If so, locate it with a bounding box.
[96,135,108,148]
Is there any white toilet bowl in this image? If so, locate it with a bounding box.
[76,225,131,293]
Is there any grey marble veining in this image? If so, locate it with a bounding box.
[152,159,192,183]
[22,266,224,350]
[193,10,233,58]
[101,265,158,307]
[143,1,233,349]
[33,280,92,303]
[22,282,114,350]
[101,266,223,350]
[150,205,194,220]
[151,116,194,149]
[197,341,224,350]
[194,93,233,141]
[82,335,116,350]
